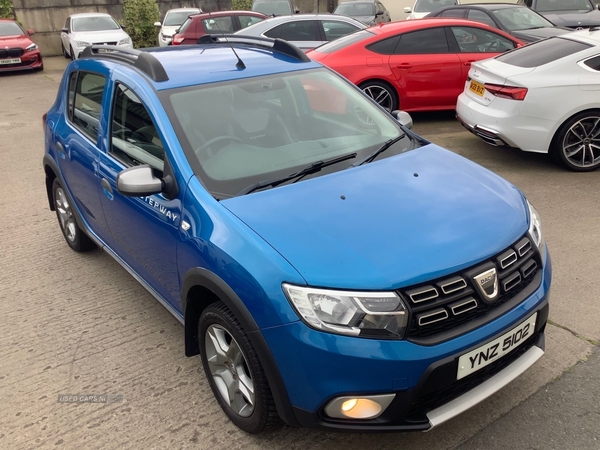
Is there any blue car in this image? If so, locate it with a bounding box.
[43,37,551,433]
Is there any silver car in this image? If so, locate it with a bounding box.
[234,14,367,51]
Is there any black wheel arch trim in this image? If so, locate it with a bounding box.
[181,268,300,427]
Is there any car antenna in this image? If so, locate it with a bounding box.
[208,12,246,69]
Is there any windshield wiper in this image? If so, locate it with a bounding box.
[237,152,357,196]
[351,134,406,167]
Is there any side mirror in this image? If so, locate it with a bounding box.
[391,110,413,129]
[295,9,301,13]
[154,21,161,27]
[61,27,68,33]
[121,24,126,30]
[27,29,35,35]
[375,10,384,16]
[117,165,163,197]
[404,6,412,13]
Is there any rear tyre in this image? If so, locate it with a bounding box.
[359,80,398,112]
[550,110,600,171]
[52,179,96,252]
[198,302,280,434]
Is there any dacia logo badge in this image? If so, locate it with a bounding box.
[473,267,498,302]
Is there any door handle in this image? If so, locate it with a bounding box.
[56,141,66,159]
[397,63,412,69]
[101,178,114,200]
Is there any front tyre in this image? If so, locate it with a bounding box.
[198,302,280,433]
[551,110,600,171]
[52,179,96,252]
[359,80,398,112]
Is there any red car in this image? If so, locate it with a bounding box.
[307,18,524,112]
[0,19,43,73]
[171,11,267,45]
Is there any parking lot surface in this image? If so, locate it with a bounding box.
[0,57,598,449]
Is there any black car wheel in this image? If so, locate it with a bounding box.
[198,302,280,433]
[551,110,600,171]
[52,179,96,252]
[359,81,398,112]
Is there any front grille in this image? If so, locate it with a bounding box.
[0,47,24,58]
[400,234,541,340]
[405,328,542,421]
[92,41,117,45]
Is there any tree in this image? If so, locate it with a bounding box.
[122,0,161,49]
[0,0,15,19]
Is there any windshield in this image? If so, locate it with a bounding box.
[0,21,25,36]
[161,69,414,198]
[334,2,375,15]
[72,16,120,32]
[252,0,293,15]
[164,10,200,26]
[492,7,555,30]
[534,0,593,12]
[414,0,458,13]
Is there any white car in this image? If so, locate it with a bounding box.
[154,7,201,47]
[60,13,133,60]
[404,0,458,19]
[456,29,600,171]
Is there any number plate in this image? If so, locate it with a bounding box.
[0,58,21,65]
[457,313,537,380]
[469,80,485,97]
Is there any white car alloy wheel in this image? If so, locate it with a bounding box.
[552,111,600,171]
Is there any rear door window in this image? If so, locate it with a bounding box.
[497,37,592,67]
[395,28,449,54]
[69,72,106,142]
[238,15,264,29]
[321,20,361,41]
[467,10,496,27]
[264,20,320,41]
[202,16,234,33]
[440,9,466,17]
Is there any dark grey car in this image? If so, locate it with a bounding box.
[517,0,600,29]
[333,0,392,25]
[427,3,570,42]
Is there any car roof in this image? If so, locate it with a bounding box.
[68,13,114,19]
[435,3,525,9]
[83,43,321,91]
[188,10,267,19]
[166,7,201,13]
[338,0,378,3]
[368,17,502,34]
[243,13,366,25]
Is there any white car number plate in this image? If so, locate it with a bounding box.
[0,58,21,65]
[457,313,537,380]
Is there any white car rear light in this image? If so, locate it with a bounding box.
[485,83,528,101]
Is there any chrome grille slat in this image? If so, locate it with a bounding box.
[450,298,478,316]
[439,277,467,295]
[503,272,521,292]
[417,309,448,326]
[407,286,439,303]
[498,249,517,269]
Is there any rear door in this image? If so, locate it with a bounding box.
[388,27,461,109]
[53,67,112,243]
[320,19,363,44]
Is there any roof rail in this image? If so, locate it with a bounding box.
[196,35,310,62]
[79,46,169,82]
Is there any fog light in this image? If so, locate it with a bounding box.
[325,394,395,420]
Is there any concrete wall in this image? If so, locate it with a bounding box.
[13,0,412,56]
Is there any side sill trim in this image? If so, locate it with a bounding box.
[426,345,544,430]
[101,244,184,325]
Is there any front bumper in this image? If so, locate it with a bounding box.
[261,247,551,431]
[0,51,43,72]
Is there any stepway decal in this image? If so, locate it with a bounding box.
[143,197,178,223]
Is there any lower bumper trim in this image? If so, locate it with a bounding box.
[426,345,544,429]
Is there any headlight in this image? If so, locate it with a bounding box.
[75,41,89,47]
[282,284,408,338]
[118,37,131,45]
[161,33,171,40]
[26,43,38,51]
[527,200,543,249]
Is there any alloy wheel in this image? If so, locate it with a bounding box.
[562,116,600,169]
[55,186,77,243]
[362,84,394,111]
[205,324,255,418]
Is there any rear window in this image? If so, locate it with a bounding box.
[496,37,591,67]
[312,29,374,53]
